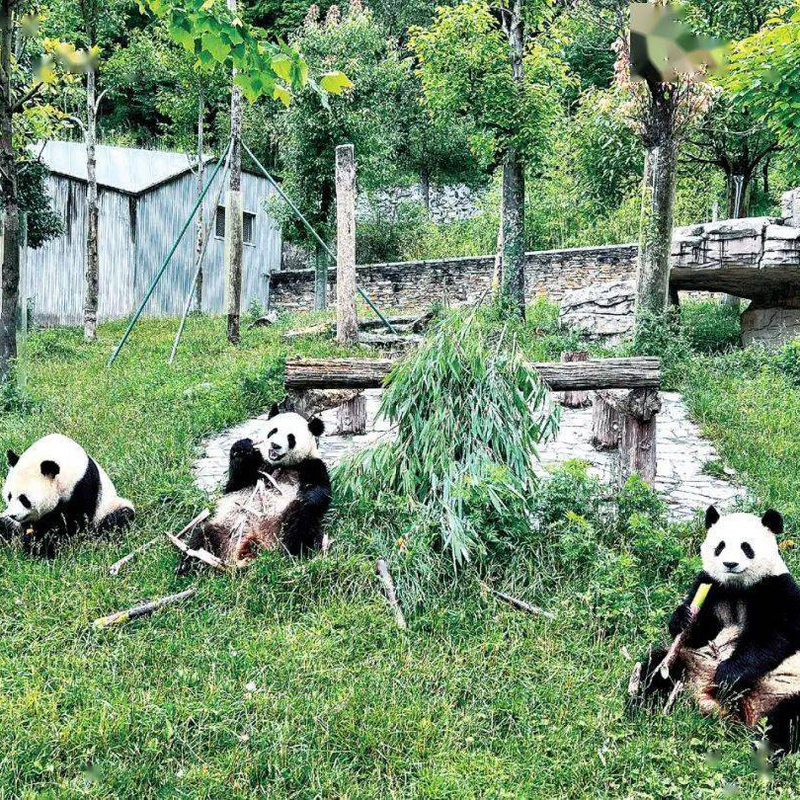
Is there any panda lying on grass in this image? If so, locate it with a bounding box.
[637,506,800,755]
[0,434,135,557]
[175,404,331,574]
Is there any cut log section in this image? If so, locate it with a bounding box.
[558,351,591,408]
[591,391,622,450]
[285,357,661,391]
[335,393,367,435]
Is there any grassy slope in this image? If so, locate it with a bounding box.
[1,314,800,797]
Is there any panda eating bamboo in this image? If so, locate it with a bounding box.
[175,404,331,573]
[635,506,800,755]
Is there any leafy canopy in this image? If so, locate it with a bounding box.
[144,0,351,105]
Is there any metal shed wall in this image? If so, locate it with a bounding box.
[24,164,281,326]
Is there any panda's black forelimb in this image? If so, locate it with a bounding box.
[712,574,800,696]
[95,507,135,537]
[224,438,266,494]
[669,571,723,648]
[0,516,18,542]
[631,647,686,708]
[175,522,230,575]
[280,458,332,556]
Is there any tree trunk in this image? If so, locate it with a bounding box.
[501,148,525,319]
[225,2,243,346]
[636,138,678,316]
[558,351,591,408]
[591,391,622,450]
[419,166,431,213]
[335,393,366,435]
[83,63,99,341]
[314,239,327,311]
[335,144,358,345]
[193,90,204,315]
[0,0,19,381]
[499,0,526,320]
[722,171,747,311]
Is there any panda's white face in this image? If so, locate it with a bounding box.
[260,409,323,467]
[701,507,787,587]
[1,434,87,524]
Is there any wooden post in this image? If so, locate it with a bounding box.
[193,90,205,315]
[616,388,661,487]
[558,351,591,407]
[225,0,244,345]
[314,241,328,311]
[591,391,622,450]
[336,393,367,435]
[335,144,358,345]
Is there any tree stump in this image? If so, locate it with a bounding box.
[595,388,661,487]
[558,351,591,407]
[591,391,622,450]
[335,393,367,435]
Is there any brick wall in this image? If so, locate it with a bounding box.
[269,243,639,312]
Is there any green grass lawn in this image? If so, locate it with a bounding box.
[2,311,800,797]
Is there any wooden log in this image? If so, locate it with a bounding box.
[91,588,196,629]
[285,357,661,391]
[591,391,622,450]
[335,393,367,435]
[336,144,358,345]
[558,351,591,408]
[605,388,661,487]
[284,388,362,418]
[376,558,406,629]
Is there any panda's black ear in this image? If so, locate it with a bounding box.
[40,460,60,479]
[308,417,324,437]
[762,509,784,536]
[705,505,720,529]
[268,403,280,419]
[6,450,18,467]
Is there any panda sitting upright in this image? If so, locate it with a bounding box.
[638,506,800,754]
[176,404,331,574]
[0,434,135,557]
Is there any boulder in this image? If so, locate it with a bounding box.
[559,280,635,344]
[741,306,800,348]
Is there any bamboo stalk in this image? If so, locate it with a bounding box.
[481,582,555,619]
[109,509,210,576]
[658,583,712,679]
[91,588,196,629]
[663,679,685,714]
[166,531,225,570]
[376,558,406,629]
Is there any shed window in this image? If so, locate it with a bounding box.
[215,207,255,245]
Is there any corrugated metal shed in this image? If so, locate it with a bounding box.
[24,141,282,326]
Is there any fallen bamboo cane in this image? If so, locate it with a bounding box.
[481,582,555,619]
[376,559,406,629]
[657,582,712,679]
[109,509,210,576]
[663,679,685,714]
[91,587,196,629]
[166,532,225,570]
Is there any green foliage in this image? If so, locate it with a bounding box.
[410,0,568,166]
[625,308,692,388]
[16,160,64,249]
[680,300,742,354]
[337,307,560,572]
[773,339,800,385]
[355,200,430,264]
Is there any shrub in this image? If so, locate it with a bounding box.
[356,201,432,264]
[774,339,800,385]
[336,307,561,574]
[624,308,691,388]
[680,301,741,354]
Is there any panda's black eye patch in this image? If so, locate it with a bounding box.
[714,541,725,557]
[741,542,755,559]
[268,428,277,438]
[287,433,296,449]
[18,494,30,509]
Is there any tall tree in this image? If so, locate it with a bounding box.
[613,4,716,316]
[411,0,565,318]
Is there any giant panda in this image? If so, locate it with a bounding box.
[636,506,800,755]
[0,433,135,557]
[176,404,331,574]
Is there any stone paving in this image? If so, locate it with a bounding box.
[194,389,744,520]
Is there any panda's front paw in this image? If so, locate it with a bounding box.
[713,661,752,700]
[0,516,20,542]
[230,438,257,460]
[668,604,692,637]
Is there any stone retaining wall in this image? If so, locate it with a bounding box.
[269,243,639,312]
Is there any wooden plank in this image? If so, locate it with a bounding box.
[284,357,661,391]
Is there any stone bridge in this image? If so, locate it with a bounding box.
[670,188,800,345]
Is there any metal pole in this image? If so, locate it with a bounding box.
[169,148,233,365]
[107,139,232,367]
[241,141,396,335]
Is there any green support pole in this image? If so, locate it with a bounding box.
[107,140,232,367]
[241,142,397,335]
